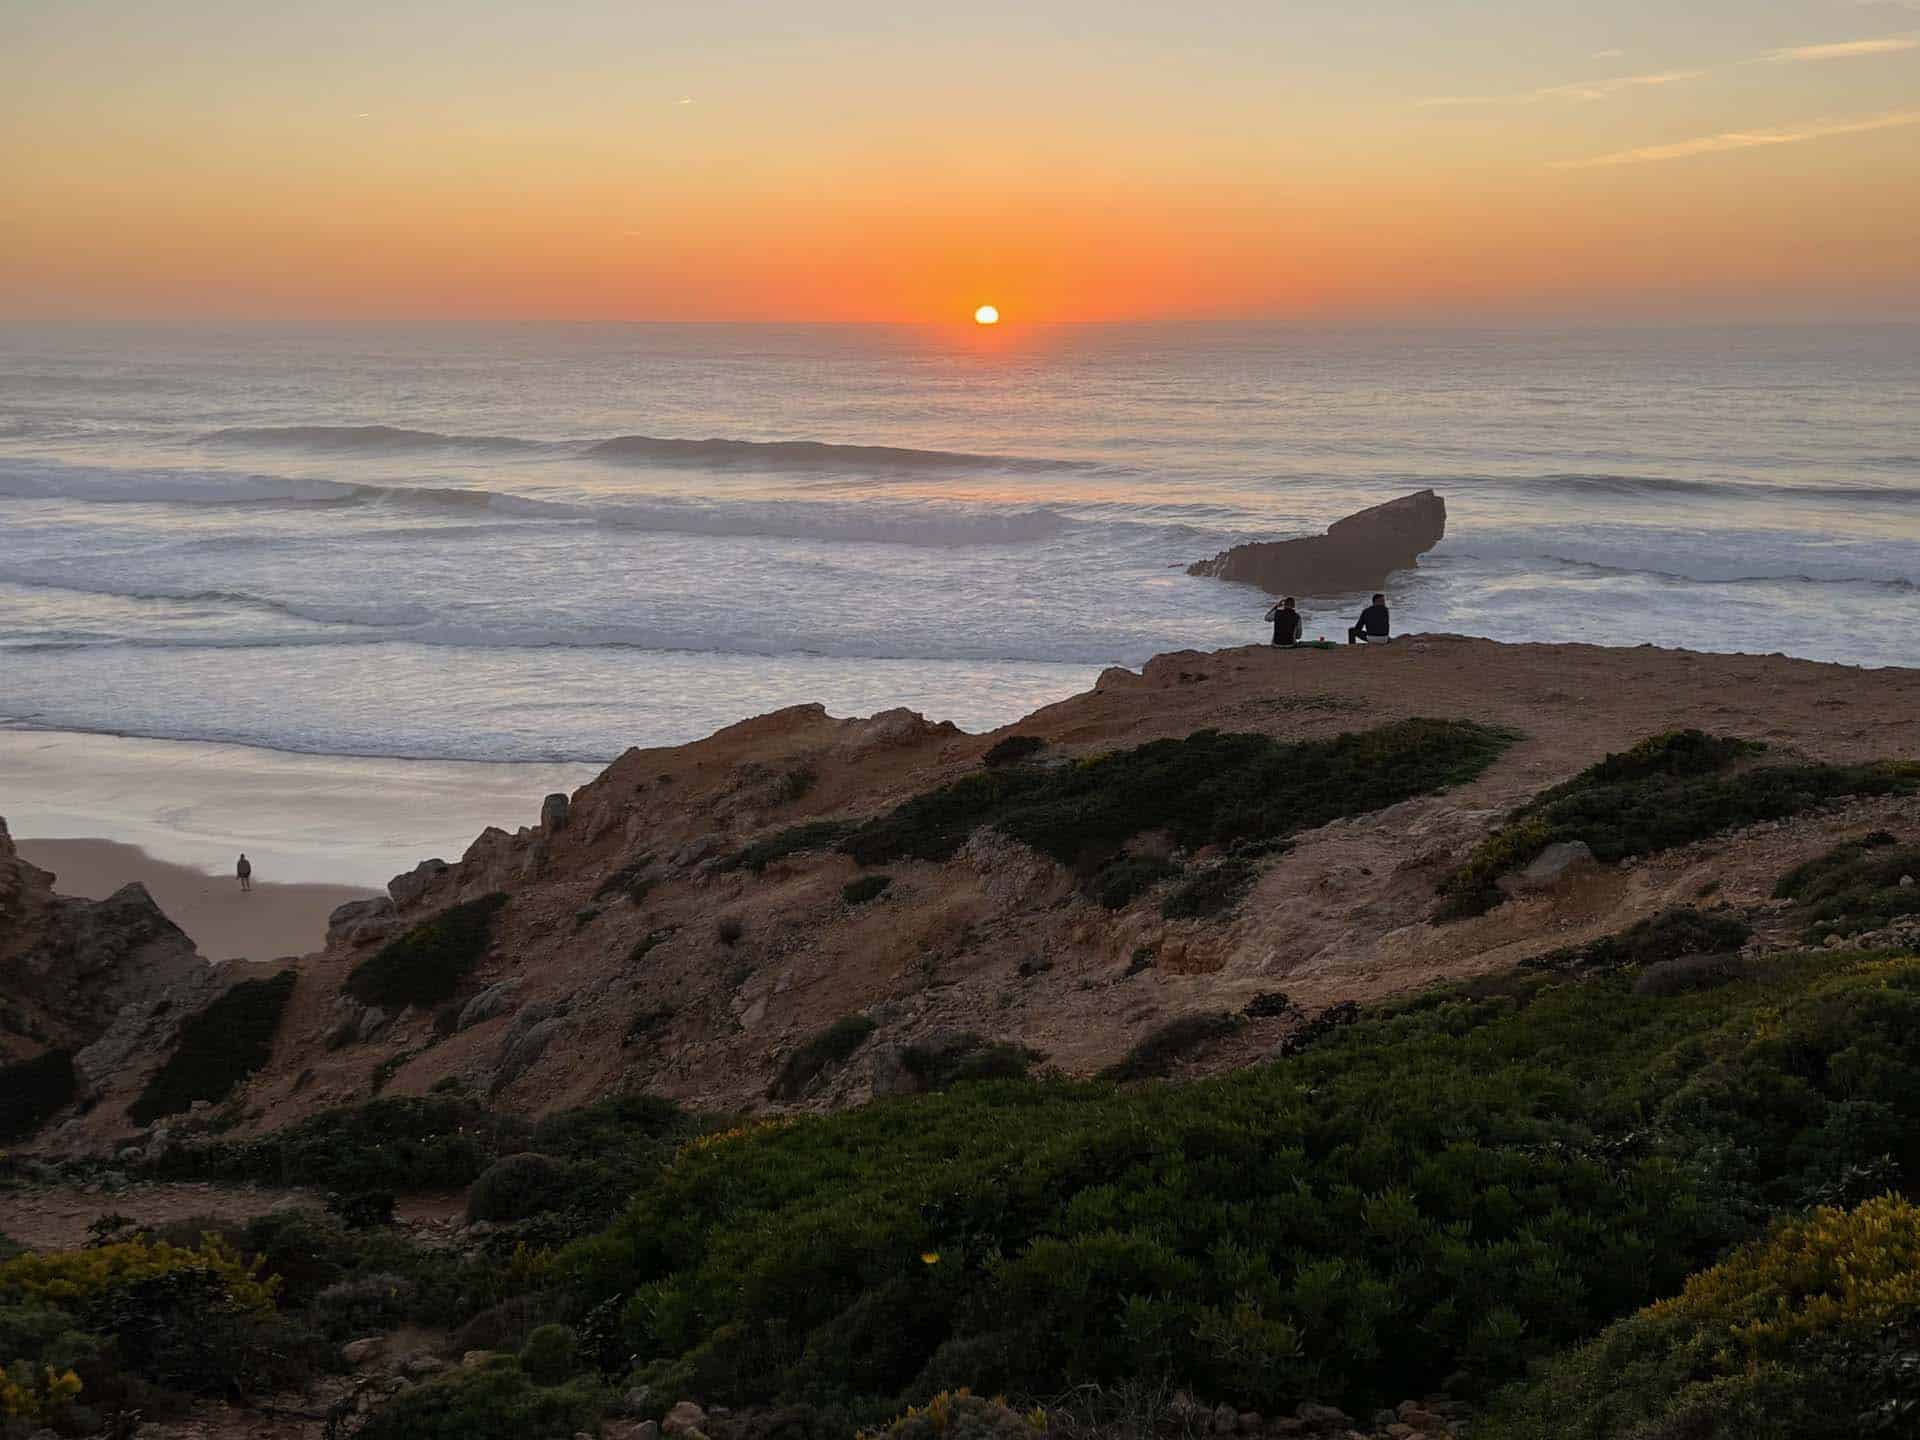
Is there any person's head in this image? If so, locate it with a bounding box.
[1373,593,1385,605]
[1283,596,1296,608]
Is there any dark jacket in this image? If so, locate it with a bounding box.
[1271,607,1302,643]
[1356,603,1389,637]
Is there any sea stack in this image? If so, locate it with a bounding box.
[1188,489,1446,596]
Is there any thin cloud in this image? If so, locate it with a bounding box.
[1591,48,1626,59]
[1420,69,1704,107]
[1554,108,1920,167]
[1766,35,1918,61]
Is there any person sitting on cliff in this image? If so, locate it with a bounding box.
[236,853,252,892]
[1348,594,1390,645]
[1265,596,1302,648]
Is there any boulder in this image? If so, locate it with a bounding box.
[355,1006,390,1043]
[540,793,571,831]
[1187,490,1446,597]
[327,896,396,948]
[491,1011,564,1095]
[457,979,523,1032]
[870,1042,913,1098]
[387,858,450,908]
[662,1402,708,1437]
[340,1336,385,1366]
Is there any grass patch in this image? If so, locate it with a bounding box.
[1523,907,1754,974]
[982,735,1048,767]
[777,765,819,803]
[1774,831,1920,943]
[555,950,1920,1421]
[1160,858,1260,920]
[769,1015,878,1102]
[128,971,297,1126]
[345,893,508,1009]
[841,719,1514,868]
[1479,1194,1920,1440]
[0,1049,76,1144]
[1437,731,1916,919]
[843,874,894,906]
[1101,1012,1239,1081]
[724,820,857,874]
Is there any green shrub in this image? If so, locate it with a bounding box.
[770,1015,878,1102]
[594,856,654,902]
[153,1097,527,1191]
[354,1366,605,1440]
[899,1035,1040,1092]
[128,971,296,1125]
[1439,731,1914,918]
[1524,907,1754,974]
[1633,953,1754,997]
[468,1154,571,1223]
[1479,1195,1920,1440]
[1774,832,1920,942]
[1101,1012,1239,1082]
[623,1006,675,1046]
[778,766,819,803]
[842,719,1513,868]
[1088,855,1179,910]
[717,915,745,947]
[724,821,857,874]
[311,1271,415,1335]
[843,874,894,906]
[555,952,1920,1420]
[982,735,1048,768]
[0,1049,76,1143]
[1160,859,1258,920]
[519,1322,579,1384]
[345,893,508,1009]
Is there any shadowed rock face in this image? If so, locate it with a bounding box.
[1188,490,1446,597]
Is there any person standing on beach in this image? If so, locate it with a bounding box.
[236,853,252,892]
[1348,594,1390,645]
[1265,596,1302,647]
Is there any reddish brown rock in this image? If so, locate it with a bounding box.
[1188,489,1446,596]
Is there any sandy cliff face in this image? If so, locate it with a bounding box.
[1189,489,1446,596]
[33,634,1901,1149]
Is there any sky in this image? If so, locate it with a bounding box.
[4,0,1919,324]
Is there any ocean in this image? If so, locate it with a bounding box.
[2,323,1915,882]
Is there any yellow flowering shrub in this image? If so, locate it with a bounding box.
[0,1236,277,1315]
[1651,1193,1920,1355]
[677,1117,793,1160]
[0,1360,82,1420]
[857,1388,1046,1439]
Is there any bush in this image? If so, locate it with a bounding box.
[1479,1195,1920,1439]
[1632,953,1753,997]
[595,857,654,903]
[0,1049,76,1144]
[843,874,894,906]
[724,821,857,874]
[354,1366,606,1440]
[1775,832,1920,943]
[859,1389,1046,1439]
[468,1154,572,1223]
[153,1097,527,1192]
[898,1035,1039,1093]
[519,1322,579,1384]
[1524,907,1754,974]
[769,1016,879,1102]
[345,893,508,1009]
[128,971,296,1125]
[842,720,1513,868]
[717,915,746,947]
[555,952,1920,1420]
[778,766,819,803]
[1087,856,1179,911]
[1160,859,1259,920]
[1101,1013,1239,1082]
[982,736,1048,768]
[311,1271,415,1336]
[1438,731,1914,918]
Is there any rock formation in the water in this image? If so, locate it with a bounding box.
[1188,489,1446,596]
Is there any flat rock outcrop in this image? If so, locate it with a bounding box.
[1188,490,1446,596]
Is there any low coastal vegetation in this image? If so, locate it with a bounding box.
[768,1014,879,1102]
[128,970,297,1126]
[1438,730,1917,917]
[344,892,509,1009]
[841,718,1513,868]
[1521,905,1753,975]
[1775,830,1920,943]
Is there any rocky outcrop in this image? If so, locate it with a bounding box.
[1188,490,1446,596]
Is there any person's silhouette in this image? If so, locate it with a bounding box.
[237,853,252,892]
[1265,596,1302,647]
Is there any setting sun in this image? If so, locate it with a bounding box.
[973,305,1000,326]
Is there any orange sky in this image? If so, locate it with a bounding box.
[5,2,1918,323]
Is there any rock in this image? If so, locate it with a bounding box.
[834,707,961,761]
[629,1425,663,1440]
[1238,1412,1263,1433]
[672,834,726,868]
[461,1348,501,1368]
[388,858,450,908]
[327,896,397,947]
[1187,489,1445,597]
[870,1042,914,1098]
[490,1013,563,1095]
[340,1336,385,1365]
[402,1354,446,1376]
[1901,875,1915,889]
[1825,932,1847,949]
[541,793,571,831]
[458,979,523,1032]
[1213,1403,1237,1434]
[1295,1402,1351,1426]
[1498,840,1596,895]
[356,1006,390,1043]
[325,1010,362,1051]
[662,1401,708,1436]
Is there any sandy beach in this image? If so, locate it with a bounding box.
[13,836,378,961]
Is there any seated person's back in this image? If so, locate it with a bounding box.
[1349,594,1390,644]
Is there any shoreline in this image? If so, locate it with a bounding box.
[13,836,377,961]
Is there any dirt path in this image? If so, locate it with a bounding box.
[0,1181,467,1252]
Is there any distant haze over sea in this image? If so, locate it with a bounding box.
[2,323,1916,767]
